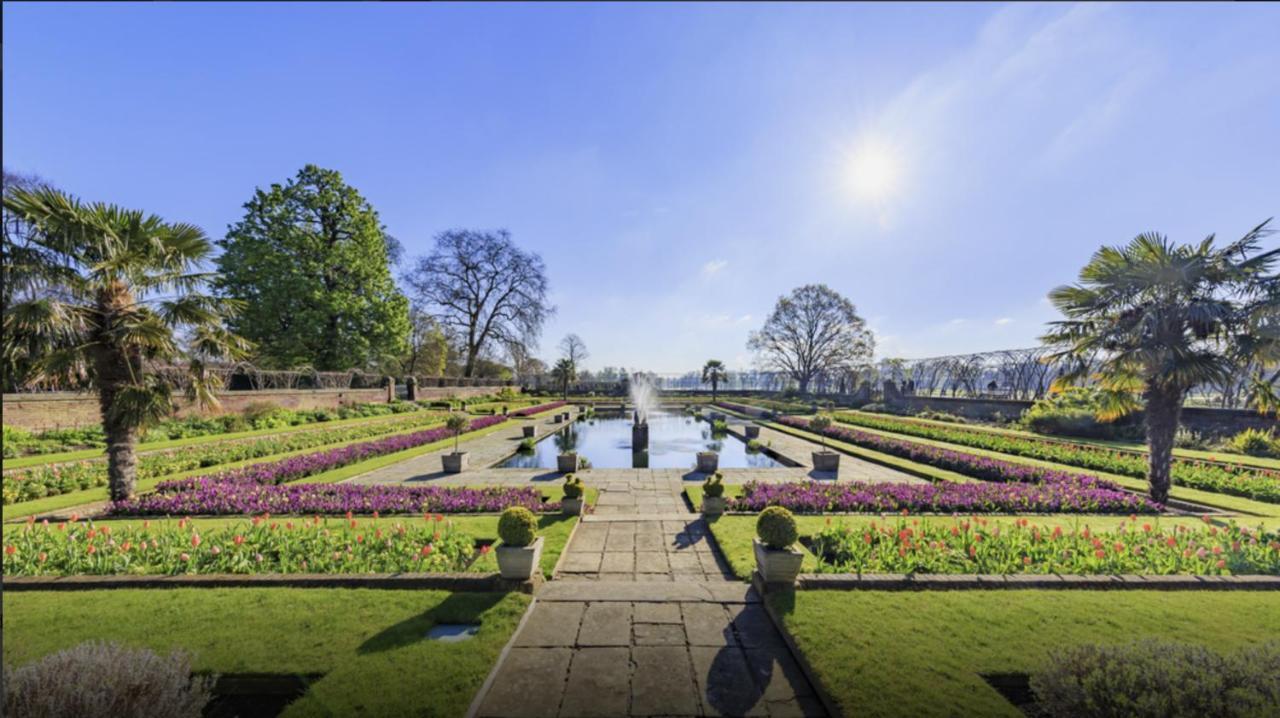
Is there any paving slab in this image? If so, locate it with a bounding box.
[630,646,701,717]
[478,646,572,718]
[514,602,585,647]
[578,603,633,647]
[560,647,632,717]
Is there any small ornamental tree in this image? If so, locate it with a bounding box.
[445,413,469,454]
[809,414,833,450]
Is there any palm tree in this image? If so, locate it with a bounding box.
[1042,221,1279,503]
[551,357,576,400]
[701,359,728,401]
[2,188,250,501]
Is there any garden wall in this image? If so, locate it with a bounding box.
[1,384,511,430]
[888,395,1275,437]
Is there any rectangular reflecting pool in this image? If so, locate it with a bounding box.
[498,409,786,469]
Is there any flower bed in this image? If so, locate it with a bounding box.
[111,483,554,517]
[831,411,1280,503]
[727,479,1159,515]
[3,514,486,576]
[779,417,1155,490]
[808,516,1280,576]
[511,401,567,417]
[2,411,450,506]
[146,415,504,495]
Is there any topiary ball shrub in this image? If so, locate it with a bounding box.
[1030,639,1280,718]
[703,472,725,498]
[562,474,584,499]
[3,641,214,718]
[498,506,539,547]
[756,506,797,550]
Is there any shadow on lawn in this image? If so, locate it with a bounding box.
[357,591,509,655]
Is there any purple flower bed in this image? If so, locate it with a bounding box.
[153,415,507,494]
[728,478,1159,514]
[512,401,567,417]
[778,416,1139,489]
[111,483,554,516]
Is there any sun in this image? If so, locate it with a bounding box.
[846,139,903,203]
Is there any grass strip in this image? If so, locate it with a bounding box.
[772,589,1278,718]
[3,408,443,470]
[796,419,1280,517]
[1,419,508,521]
[2,587,529,718]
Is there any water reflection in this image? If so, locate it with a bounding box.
[500,409,784,469]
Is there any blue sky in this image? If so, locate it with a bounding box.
[5,2,1278,373]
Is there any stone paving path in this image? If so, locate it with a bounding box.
[472,473,828,718]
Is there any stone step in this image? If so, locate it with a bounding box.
[538,580,758,603]
[582,512,696,522]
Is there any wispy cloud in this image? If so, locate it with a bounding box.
[701,259,729,276]
[995,317,1014,326]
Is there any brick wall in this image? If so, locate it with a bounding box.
[2,385,515,431]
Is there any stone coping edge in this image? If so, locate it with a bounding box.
[754,573,846,718]
[1,572,540,593]
[793,572,1280,591]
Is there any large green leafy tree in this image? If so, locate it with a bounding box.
[2,188,250,500]
[702,359,728,400]
[1043,221,1279,503]
[216,165,409,371]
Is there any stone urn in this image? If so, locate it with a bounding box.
[442,451,469,474]
[702,496,727,517]
[522,425,536,438]
[557,453,579,473]
[812,451,840,473]
[561,497,584,515]
[696,452,719,473]
[744,425,761,439]
[753,538,803,586]
[497,536,543,580]
[554,414,564,424]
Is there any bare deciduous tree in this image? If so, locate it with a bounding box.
[747,284,874,395]
[559,333,589,368]
[404,229,554,377]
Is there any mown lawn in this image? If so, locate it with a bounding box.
[2,587,528,717]
[772,590,1280,718]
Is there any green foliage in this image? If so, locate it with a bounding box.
[517,438,536,452]
[497,507,538,547]
[2,186,251,501]
[561,474,584,499]
[915,410,966,424]
[1227,429,1280,458]
[216,165,409,371]
[1030,640,1280,718]
[703,472,725,498]
[746,439,763,452]
[1022,387,1141,439]
[756,506,798,549]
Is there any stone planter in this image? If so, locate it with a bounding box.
[496,536,544,580]
[441,452,469,474]
[561,497,584,515]
[702,495,726,517]
[557,453,578,473]
[522,425,536,438]
[710,412,726,422]
[812,451,841,472]
[554,414,564,424]
[696,451,719,473]
[753,538,803,586]
[744,425,761,439]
